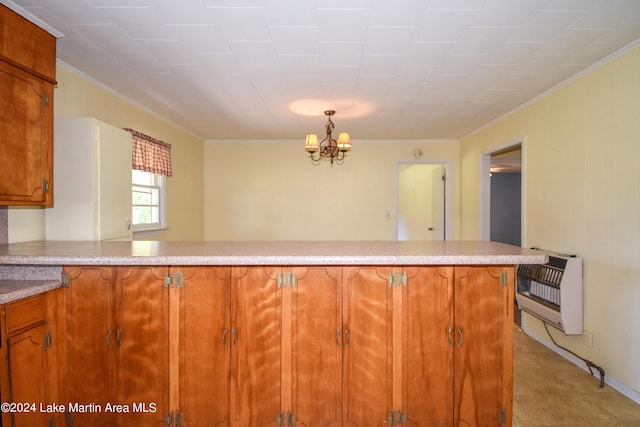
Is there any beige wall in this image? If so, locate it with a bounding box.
[460,45,640,396]
[9,63,205,241]
[204,140,459,240]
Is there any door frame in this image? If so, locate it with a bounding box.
[394,160,453,241]
[479,136,526,244]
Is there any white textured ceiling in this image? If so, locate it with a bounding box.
[6,0,640,140]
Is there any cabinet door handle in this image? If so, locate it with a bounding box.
[222,328,229,347]
[106,329,114,349]
[116,328,122,348]
[344,328,351,348]
[457,328,463,348]
[335,329,341,347]
[231,327,237,347]
[447,326,453,347]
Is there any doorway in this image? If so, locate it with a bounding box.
[396,162,450,241]
[481,141,523,324]
[480,141,523,243]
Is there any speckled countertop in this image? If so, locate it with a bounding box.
[0,240,546,304]
[0,240,547,266]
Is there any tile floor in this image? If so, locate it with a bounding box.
[513,327,640,426]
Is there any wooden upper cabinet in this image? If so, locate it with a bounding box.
[0,4,55,206]
[0,4,56,81]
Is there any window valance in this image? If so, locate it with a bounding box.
[124,128,173,177]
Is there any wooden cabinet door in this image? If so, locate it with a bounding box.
[290,266,342,426]
[343,266,393,427]
[230,267,282,427]
[64,266,118,426]
[179,267,231,426]
[6,322,50,427]
[402,267,454,426]
[115,267,170,427]
[454,266,513,427]
[0,60,52,206]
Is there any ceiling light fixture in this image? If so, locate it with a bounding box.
[304,110,351,165]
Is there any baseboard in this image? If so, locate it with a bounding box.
[521,325,640,405]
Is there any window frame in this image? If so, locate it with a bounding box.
[132,170,167,238]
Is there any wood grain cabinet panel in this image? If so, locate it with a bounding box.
[0,292,60,427]
[6,323,50,427]
[342,266,393,427]
[454,266,514,427]
[289,266,342,426]
[58,264,514,427]
[230,266,342,427]
[63,266,232,427]
[343,266,456,427]
[63,266,117,427]
[0,60,53,205]
[230,266,282,426]
[178,266,231,426]
[0,4,55,206]
[116,267,169,427]
[63,266,170,427]
[402,267,454,426]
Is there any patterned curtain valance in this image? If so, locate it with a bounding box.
[124,128,172,177]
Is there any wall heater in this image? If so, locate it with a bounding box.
[516,251,583,335]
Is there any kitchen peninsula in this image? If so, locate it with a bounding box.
[0,240,545,427]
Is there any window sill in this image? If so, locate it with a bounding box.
[133,226,169,239]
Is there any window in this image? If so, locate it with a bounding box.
[132,170,166,236]
[124,127,172,238]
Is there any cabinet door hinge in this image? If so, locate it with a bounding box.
[164,412,174,427]
[65,411,73,426]
[49,415,55,427]
[44,180,50,194]
[43,331,52,350]
[277,272,296,289]
[276,411,296,426]
[175,412,183,427]
[388,410,407,426]
[498,409,507,425]
[43,93,50,106]
[164,272,184,289]
[388,271,407,288]
[61,271,70,288]
[499,270,509,287]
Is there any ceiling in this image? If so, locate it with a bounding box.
[6,0,640,141]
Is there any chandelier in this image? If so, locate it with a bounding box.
[304,110,351,165]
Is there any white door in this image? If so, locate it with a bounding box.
[397,164,446,241]
[97,122,133,240]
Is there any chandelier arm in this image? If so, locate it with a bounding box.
[309,150,321,162]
